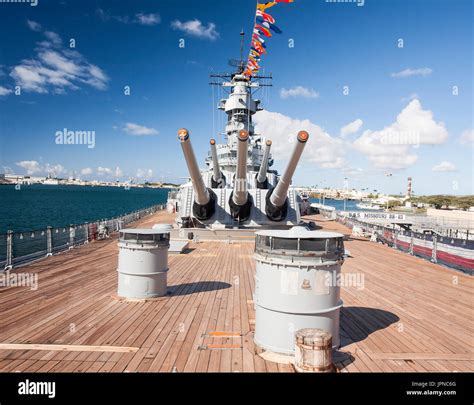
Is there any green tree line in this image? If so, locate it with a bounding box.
[409,195,474,210]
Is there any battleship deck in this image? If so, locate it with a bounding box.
[0,210,472,373]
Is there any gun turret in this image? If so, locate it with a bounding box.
[178,128,216,221]
[229,129,252,222]
[266,130,309,221]
[210,139,225,188]
[256,139,272,189]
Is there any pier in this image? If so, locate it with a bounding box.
[0,209,472,372]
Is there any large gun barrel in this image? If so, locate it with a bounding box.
[233,129,249,206]
[256,139,272,189]
[210,139,225,187]
[178,128,215,221]
[266,130,309,221]
[229,129,252,221]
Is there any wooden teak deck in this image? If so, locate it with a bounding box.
[0,211,472,372]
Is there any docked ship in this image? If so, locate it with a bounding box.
[0,22,471,378]
[356,202,383,211]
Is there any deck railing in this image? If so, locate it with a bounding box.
[1,204,166,269]
[336,213,474,275]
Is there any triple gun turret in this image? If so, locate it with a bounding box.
[178,128,309,223]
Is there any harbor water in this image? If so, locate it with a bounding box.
[309,198,363,212]
[0,185,170,233]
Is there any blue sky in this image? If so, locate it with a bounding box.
[0,0,472,195]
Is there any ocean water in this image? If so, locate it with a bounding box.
[0,188,362,233]
[0,185,170,233]
[309,198,363,212]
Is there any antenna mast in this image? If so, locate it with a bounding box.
[239,29,245,72]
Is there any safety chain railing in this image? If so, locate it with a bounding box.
[335,213,473,275]
[1,204,166,269]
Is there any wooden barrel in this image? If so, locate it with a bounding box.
[294,328,334,373]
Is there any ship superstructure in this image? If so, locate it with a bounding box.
[168,43,308,229]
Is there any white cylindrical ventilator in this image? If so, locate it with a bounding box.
[178,128,210,206]
[270,130,309,208]
[232,129,249,207]
[254,226,345,354]
[117,228,170,299]
[257,139,272,186]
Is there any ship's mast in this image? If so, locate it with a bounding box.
[209,32,272,142]
[239,29,245,73]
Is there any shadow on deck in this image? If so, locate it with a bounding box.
[335,306,399,371]
[167,281,232,296]
[340,306,399,348]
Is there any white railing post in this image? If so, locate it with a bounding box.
[84,222,89,244]
[69,225,75,249]
[46,226,53,256]
[431,234,437,263]
[5,230,13,269]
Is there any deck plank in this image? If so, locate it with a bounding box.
[0,211,472,373]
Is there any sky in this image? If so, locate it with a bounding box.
[0,0,472,195]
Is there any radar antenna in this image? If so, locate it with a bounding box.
[228,30,246,74]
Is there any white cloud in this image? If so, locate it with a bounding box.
[280,86,319,100]
[85,64,109,90]
[43,31,62,47]
[171,19,219,41]
[340,119,363,137]
[0,86,12,96]
[136,168,153,178]
[253,110,346,169]
[15,161,65,176]
[44,163,65,176]
[96,8,130,23]
[97,166,112,176]
[353,99,448,169]
[81,167,93,175]
[123,122,158,136]
[10,64,47,93]
[391,67,432,78]
[10,26,108,94]
[96,9,161,26]
[135,13,161,26]
[26,20,42,32]
[432,161,456,172]
[460,129,474,147]
[115,166,123,178]
[16,160,42,175]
